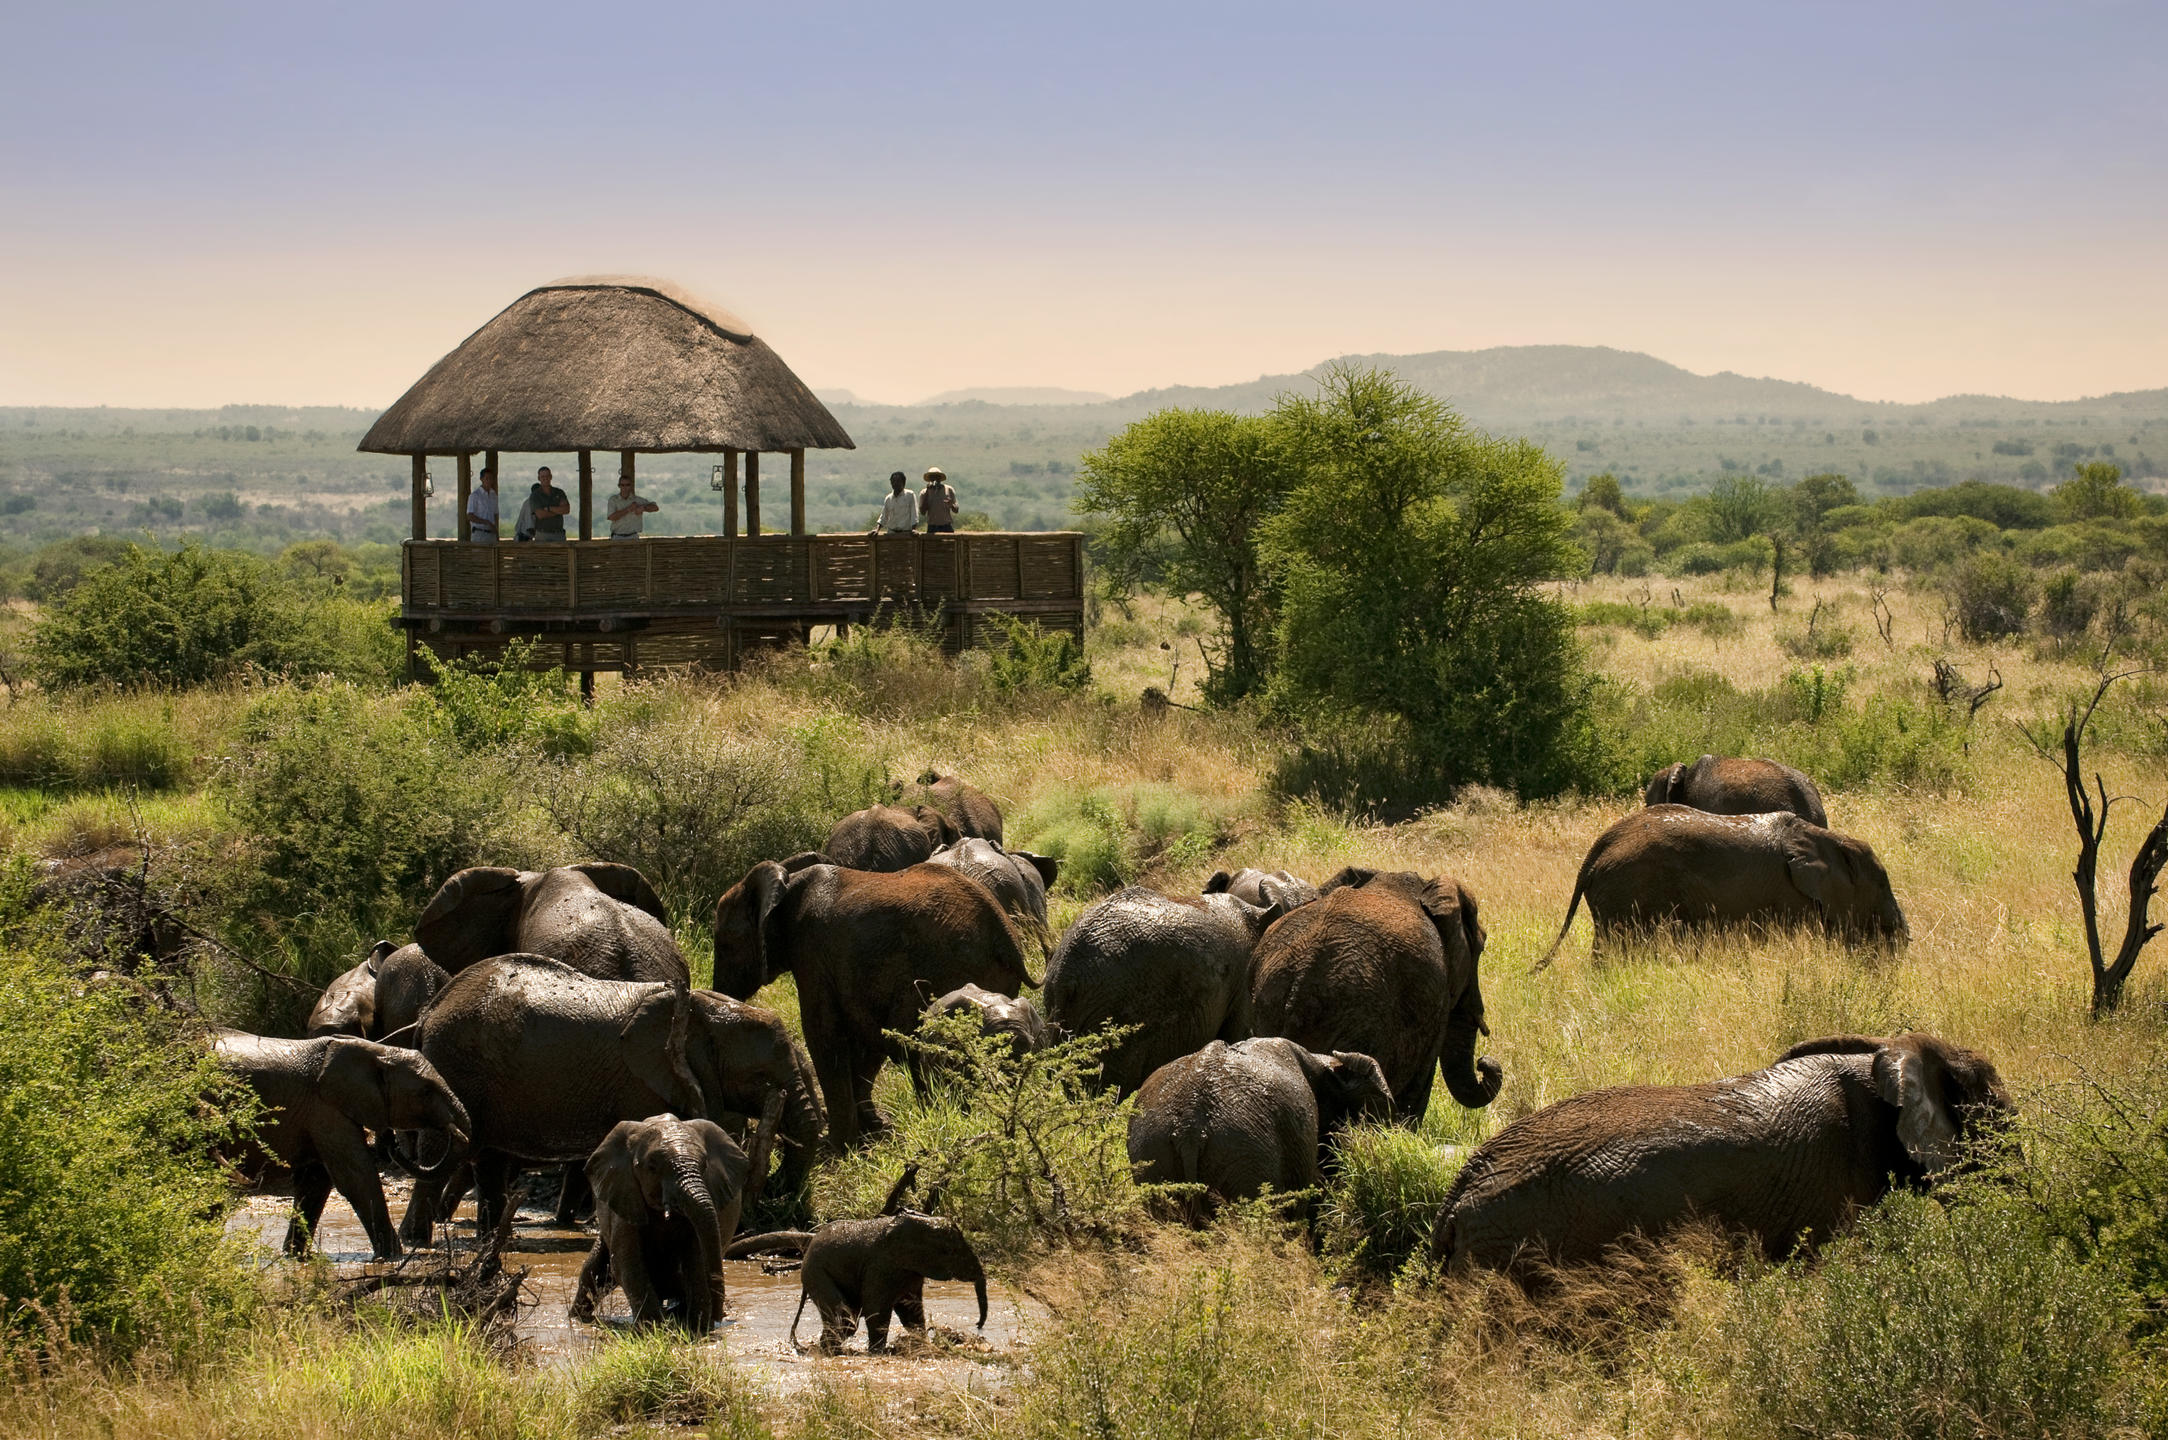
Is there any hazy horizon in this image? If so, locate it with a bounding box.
[4,3,2163,411]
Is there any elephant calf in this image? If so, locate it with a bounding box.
[1432,1032,2011,1272]
[902,770,1005,845]
[824,804,960,872]
[790,1211,988,1354]
[1644,753,1829,827]
[213,1030,470,1259]
[908,980,1054,1096]
[1203,868,1320,911]
[571,1114,750,1332]
[307,941,449,1043]
[1537,807,1907,965]
[416,862,688,984]
[1128,1038,1393,1222]
[926,838,1059,955]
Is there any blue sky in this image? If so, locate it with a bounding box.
[3,2,2163,405]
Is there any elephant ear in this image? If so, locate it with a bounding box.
[1318,866,1376,895]
[779,851,831,874]
[416,866,527,973]
[1871,1035,1961,1172]
[571,862,668,925]
[713,861,796,999]
[586,1121,652,1224]
[1645,763,1687,807]
[1202,870,1235,895]
[1016,851,1060,888]
[365,939,396,975]
[1779,820,1844,913]
[316,1038,393,1133]
[1323,1050,1394,1116]
[1420,878,1485,962]
[690,1117,752,1210]
[915,805,962,847]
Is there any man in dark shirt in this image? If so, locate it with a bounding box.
[529,467,570,541]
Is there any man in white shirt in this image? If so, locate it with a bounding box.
[467,465,500,542]
[877,471,919,534]
[607,472,659,539]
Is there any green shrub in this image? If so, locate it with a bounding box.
[812,1013,1145,1258]
[1776,615,1857,660]
[0,938,260,1355]
[2022,1058,2168,1340]
[1319,1124,1464,1278]
[572,1329,758,1427]
[1729,1190,2145,1440]
[1016,789,1136,894]
[986,615,1092,695]
[1948,550,2036,641]
[2038,568,2104,641]
[1676,601,1743,637]
[0,697,204,792]
[1575,601,1671,639]
[1666,539,1769,576]
[413,641,592,757]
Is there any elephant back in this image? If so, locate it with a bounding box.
[825,805,945,873]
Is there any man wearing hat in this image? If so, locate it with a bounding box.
[919,467,959,534]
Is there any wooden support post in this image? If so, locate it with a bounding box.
[619,451,635,536]
[723,449,740,538]
[456,453,472,540]
[746,452,761,537]
[790,448,806,536]
[578,449,593,540]
[410,454,427,540]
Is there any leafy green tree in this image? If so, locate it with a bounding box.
[2056,461,2141,521]
[1790,472,1859,577]
[1075,410,1286,701]
[1260,365,1594,799]
[1577,472,1630,517]
[1703,474,1778,543]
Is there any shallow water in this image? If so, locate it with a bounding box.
[228,1174,1041,1388]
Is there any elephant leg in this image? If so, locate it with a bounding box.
[891,1275,927,1336]
[554,1164,593,1226]
[611,1227,665,1325]
[472,1152,515,1235]
[807,1023,864,1151]
[850,1041,890,1141]
[400,1173,444,1247]
[287,1160,334,1256]
[803,1266,856,1353]
[570,1238,611,1322]
[318,1126,401,1260]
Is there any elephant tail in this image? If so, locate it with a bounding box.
[1530,880,1587,975]
[789,1289,812,1350]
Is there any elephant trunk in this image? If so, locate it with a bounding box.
[671,1160,724,1332]
[395,1090,473,1181]
[1439,988,1504,1110]
[778,1062,827,1190]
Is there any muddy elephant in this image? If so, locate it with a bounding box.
[824,804,962,872]
[213,1029,470,1259]
[1536,807,1907,966]
[907,980,1054,1097]
[1128,1038,1393,1221]
[902,771,1004,844]
[307,942,449,1043]
[1203,868,1320,911]
[415,862,687,984]
[570,1115,751,1332]
[713,860,1032,1149]
[1645,754,1828,827]
[1432,1032,2011,1271]
[1250,868,1502,1123]
[399,956,824,1245]
[1043,886,1294,1096]
[926,838,1058,953]
[789,1211,988,1354]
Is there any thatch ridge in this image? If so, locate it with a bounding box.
[359,277,854,455]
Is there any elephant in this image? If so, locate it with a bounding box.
[823,804,961,873]
[1249,867,1502,1123]
[1644,754,1829,827]
[1203,868,1320,911]
[307,942,449,1043]
[907,980,1054,1097]
[1430,1032,2012,1271]
[789,1211,988,1354]
[415,862,688,984]
[212,1029,470,1259]
[570,1115,751,1332]
[902,771,1005,845]
[1042,885,1296,1096]
[399,955,824,1246]
[1535,807,1907,967]
[925,838,1059,954]
[1128,1038,1394,1222]
[713,860,1033,1149]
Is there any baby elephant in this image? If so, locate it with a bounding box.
[1128,1037,1394,1223]
[790,1212,988,1354]
[571,1115,751,1333]
[908,980,1054,1096]
[1432,1031,2011,1272]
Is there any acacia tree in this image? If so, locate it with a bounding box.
[1260,365,1594,799]
[1075,409,1286,701]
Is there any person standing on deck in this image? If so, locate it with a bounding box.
[919,467,959,534]
[467,465,500,541]
[529,467,570,541]
[877,470,919,534]
[607,470,659,539]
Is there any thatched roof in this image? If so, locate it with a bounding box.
[358,277,854,455]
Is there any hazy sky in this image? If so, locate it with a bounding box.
[3,2,2164,408]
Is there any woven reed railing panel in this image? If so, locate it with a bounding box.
[497,548,574,609]
[646,538,728,606]
[440,549,497,610]
[817,538,875,602]
[732,541,812,602]
[917,537,961,601]
[574,547,646,608]
[1020,537,1079,599]
[968,537,1023,601]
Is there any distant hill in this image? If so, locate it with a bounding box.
[918,386,1114,407]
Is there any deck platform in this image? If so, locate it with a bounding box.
[398,531,1086,675]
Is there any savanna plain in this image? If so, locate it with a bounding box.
[3,553,2168,1439]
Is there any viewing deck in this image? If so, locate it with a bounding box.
[398,531,1087,676]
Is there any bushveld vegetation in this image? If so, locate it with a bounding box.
[3,394,2168,1436]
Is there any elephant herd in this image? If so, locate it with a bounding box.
[215,756,2004,1337]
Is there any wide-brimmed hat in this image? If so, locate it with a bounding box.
[922,467,947,482]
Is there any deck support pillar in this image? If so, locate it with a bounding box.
[619,451,636,535]
[723,449,739,538]
[410,455,427,540]
[746,452,761,537]
[456,453,472,540]
[578,449,593,540]
[790,448,806,535]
